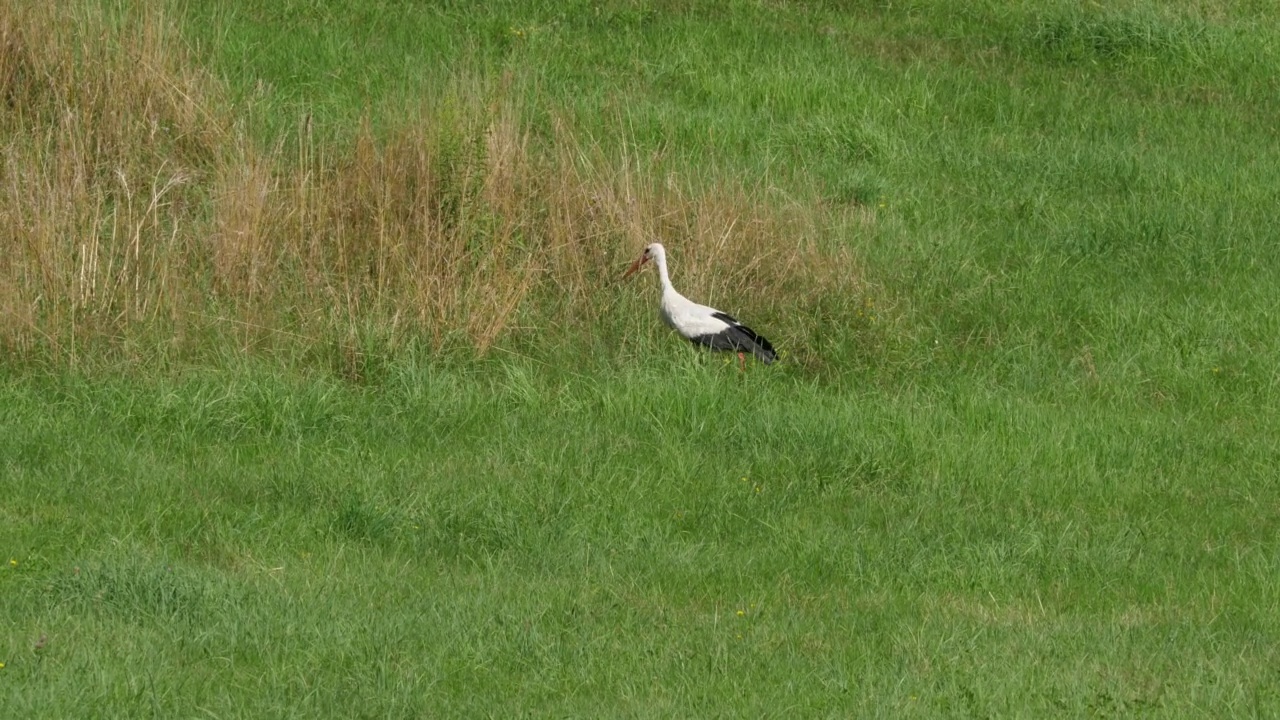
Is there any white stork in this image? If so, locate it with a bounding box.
[623,243,777,367]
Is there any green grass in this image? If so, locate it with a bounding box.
[5,0,1280,715]
[5,361,1279,715]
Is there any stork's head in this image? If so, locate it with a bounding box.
[622,243,665,280]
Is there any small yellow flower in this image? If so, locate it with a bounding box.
[0,662,5,669]
[8,559,16,567]
[736,609,746,617]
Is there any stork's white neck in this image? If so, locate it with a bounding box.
[651,245,676,296]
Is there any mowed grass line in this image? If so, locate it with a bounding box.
[3,366,1278,715]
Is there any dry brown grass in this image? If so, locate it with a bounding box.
[0,3,866,371]
[1,2,220,363]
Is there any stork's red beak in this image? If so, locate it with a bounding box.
[622,254,649,280]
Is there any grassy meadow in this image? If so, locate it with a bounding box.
[4,0,1280,715]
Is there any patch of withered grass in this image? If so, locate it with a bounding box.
[0,2,222,363]
[1,4,867,373]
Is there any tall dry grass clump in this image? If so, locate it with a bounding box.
[1,4,867,372]
[1,3,223,362]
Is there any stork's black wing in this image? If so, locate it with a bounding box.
[698,312,776,364]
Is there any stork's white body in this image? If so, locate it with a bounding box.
[655,274,730,339]
[624,243,776,365]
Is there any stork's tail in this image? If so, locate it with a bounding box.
[752,344,777,365]
[732,324,776,365]
[694,321,778,365]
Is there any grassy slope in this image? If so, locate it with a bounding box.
[5,0,1280,716]
[181,0,1280,386]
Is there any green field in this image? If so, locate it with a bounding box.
[4,0,1280,716]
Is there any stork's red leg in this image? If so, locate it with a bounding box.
[738,351,746,372]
